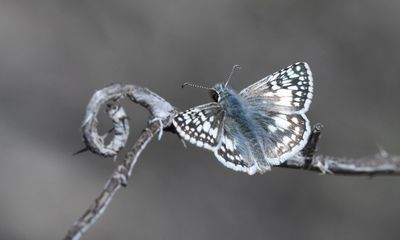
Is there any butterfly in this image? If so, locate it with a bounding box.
[173,62,313,175]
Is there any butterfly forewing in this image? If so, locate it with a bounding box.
[173,103,224,150]
[240,62,313,114]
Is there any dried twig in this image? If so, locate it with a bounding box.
[64,84,175,240]
[64,83,400,240]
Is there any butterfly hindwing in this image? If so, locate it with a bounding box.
[214,127,259,175]
[254,112,311,165]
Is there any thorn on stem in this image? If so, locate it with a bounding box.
[72,147,89,156]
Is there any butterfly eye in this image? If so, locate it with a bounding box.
[210,90,219,102]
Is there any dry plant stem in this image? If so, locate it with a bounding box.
[65,84,175,240]
[65,121,161,240]
[65,83,400,240]
[81,83,175,157]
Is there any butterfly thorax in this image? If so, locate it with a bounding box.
[213,84,249,117]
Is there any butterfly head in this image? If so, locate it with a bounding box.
[210,83,230,102]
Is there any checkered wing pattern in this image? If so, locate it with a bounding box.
[240,62,313,114]
[173,103,224,150]
[214,130,258,175]
[255,112,310,165]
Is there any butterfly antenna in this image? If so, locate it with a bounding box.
[224,64,241,87]
[182,82,213,90]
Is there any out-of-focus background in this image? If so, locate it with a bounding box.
[1,0,399,239]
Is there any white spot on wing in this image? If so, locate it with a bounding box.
[203,121,211,132]
[274,116,290,129]
[287,86,299,90]
[225,138,234,151]
[282,136,291,145]
[210,128,218,138]
[268,125,277,132]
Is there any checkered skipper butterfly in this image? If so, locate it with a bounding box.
[173,62,313,175]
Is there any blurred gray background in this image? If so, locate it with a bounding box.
[1,0,399,239]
